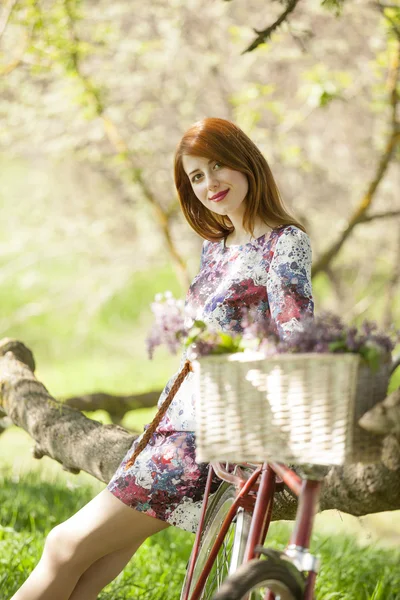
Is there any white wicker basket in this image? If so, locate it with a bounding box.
[193,351,391,466]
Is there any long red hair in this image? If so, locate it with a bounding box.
[174,117,307,241]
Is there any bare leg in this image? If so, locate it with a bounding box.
[10,488,170,600]
[68,541,142,600]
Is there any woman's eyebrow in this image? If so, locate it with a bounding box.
[189,159,214,176]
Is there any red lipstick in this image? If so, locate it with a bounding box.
[209,189,229,202]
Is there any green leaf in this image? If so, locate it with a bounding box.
[328,340,348,352]
[185,330,203,346]
[193,320,206,329]
[358,345,382,373]
[218,332,236,346]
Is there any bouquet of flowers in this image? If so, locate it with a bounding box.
[146,291,400,372]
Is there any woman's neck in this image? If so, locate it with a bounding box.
[225,220,274,247]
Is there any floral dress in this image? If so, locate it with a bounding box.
[106,224,314,533]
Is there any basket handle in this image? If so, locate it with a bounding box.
[123,359,193,472]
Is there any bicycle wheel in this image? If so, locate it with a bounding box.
[180,482,252,600]
[211,552,306,600]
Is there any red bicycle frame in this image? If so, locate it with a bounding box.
[181,461,322,600]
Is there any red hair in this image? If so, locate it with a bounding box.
[174,117,307,241]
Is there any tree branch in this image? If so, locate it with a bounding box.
[376,3,400,9]
[0,0,33,76]
[62,0,190,289]
[359,388,400,435]
[0,0,18,40]
[358,210,400,223]
[312,37,400,277]
[0,338,137,480]
[375,1,400,40]
[63,390,161,425]
[242,0,301,54]
[383,226,400,329]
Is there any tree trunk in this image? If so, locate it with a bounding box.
[0,339,137,480]
[1,338,400,519]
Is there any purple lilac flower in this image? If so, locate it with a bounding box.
[147,293,400,366]
[146,292,189,359]
[275,311,400,358]
[240,306,281,345]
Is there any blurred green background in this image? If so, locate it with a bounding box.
[1,0,400,598]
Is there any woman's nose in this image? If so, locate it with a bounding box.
[206,172,219,189]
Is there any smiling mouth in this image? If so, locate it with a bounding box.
[210,189,229,202]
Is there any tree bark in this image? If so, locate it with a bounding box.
[0,339,137,480]
[63,390,161,425]
[1,338,400,519]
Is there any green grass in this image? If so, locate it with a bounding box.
[0,468,194,600]
[265,522,400,599]
[1,426,400,600]
[1,461,400,599]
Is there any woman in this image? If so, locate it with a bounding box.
[11,117,314,600]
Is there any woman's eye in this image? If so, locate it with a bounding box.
[191,162,223,183]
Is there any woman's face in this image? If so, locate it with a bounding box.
[182,154,249,217]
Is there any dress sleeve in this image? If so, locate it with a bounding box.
[266,227,314,340]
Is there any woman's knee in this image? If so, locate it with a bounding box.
[44,523,85,568]
[43,490,171,569]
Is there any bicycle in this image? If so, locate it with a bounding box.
[180,459,324,600]
[178,344,400,600]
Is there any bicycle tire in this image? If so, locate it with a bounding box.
[211,554,306,600]
[180,482,252,600]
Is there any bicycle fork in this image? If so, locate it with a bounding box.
[286,477,322,600]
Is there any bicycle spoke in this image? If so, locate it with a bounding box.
[180,483,253,600]
[204,526,234,598]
